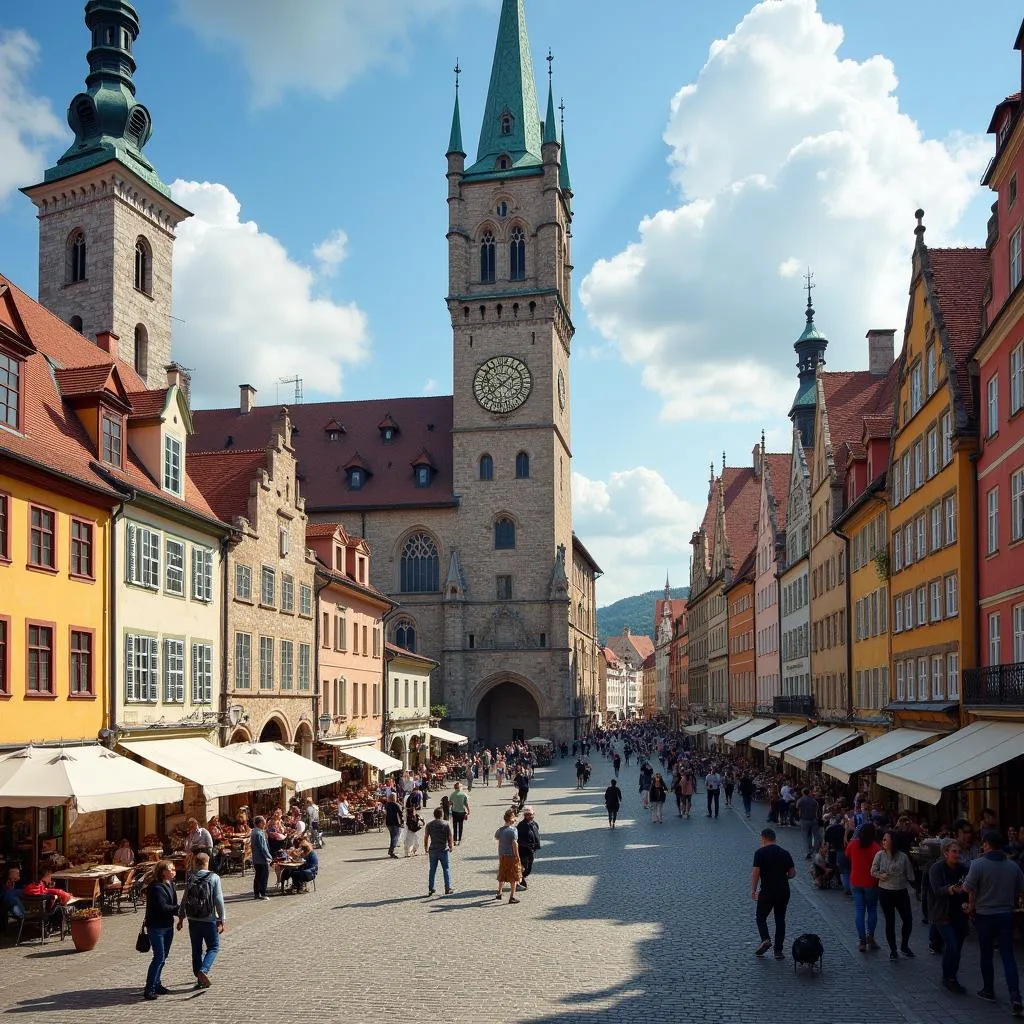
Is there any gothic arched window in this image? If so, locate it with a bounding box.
[479,454,494,481]
[515,451,530,479]
[500,113,513,136]
[394,618,417,653]
[494,516,516,550]
[510,226,526,281]
[134,237,152,294]
[134,324,148,377]
[480,232,496,284]
[400,533,439,593]
[68,231,87,283]
[69,316,83,333]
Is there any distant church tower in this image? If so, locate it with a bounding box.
[22,0,190,389]
[788,274,828,449]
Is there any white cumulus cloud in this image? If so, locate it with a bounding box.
[173,0,479,105]
[313,229,350,275]
[580,0,989,423]
[573,467,702,604]
[0,30,64,205]
[170,180,369,407]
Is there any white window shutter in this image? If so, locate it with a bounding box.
[126,523,137,583]
[204,549,213,602]
[148,636,159,701]
[191,547,200,600]
[125,634,137,702]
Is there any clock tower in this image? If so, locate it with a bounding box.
[442,0,579,738]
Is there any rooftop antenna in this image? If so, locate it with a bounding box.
[278,376,303,404]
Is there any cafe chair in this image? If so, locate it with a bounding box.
[15,895,64,946]
[101,867,135,913]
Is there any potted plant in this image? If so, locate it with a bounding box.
[68,905,102,951]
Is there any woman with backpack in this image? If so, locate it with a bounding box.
[404,805,425,857]
[142,859,178,1001]
[871,830,916,960]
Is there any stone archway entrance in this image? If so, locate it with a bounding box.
[475,681,540,746]
[390,736,407,770]
[260,718,285,743]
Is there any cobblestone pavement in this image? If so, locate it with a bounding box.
[2,756,1020,1023]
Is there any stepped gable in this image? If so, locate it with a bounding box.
[190,396,455,512]
[655,598,687,624]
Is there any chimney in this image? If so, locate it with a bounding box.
[866,329,896,376]
[96,330,119,355]
[752,442,763,476]
[240,384,257,414]
[165,364,182,389]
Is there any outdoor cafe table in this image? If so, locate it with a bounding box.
[275,860,305,892]
[138,846,164,862]
[52,864,131,906]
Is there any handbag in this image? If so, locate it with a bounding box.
[136,926,150,953]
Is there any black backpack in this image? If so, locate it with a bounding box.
[791,933,824,970]
[182,873,215,919]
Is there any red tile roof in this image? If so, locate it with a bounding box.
[53,364,118,397]
[306,522,342,539]
[721,466,762,572]
[125,388,168,421]
[187,449,267,524]
[764,452,792,532]
[628,633,655,661]
[821,366,898,486]
[191,396,456,512]
[602,647,621,667]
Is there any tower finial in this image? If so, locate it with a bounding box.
[914,208,926,241]
[547,48,554,86]
[454,59,461,93]
[447,59,465,157]
[559,98,566,133]
[543,51,558,146]
[722,451,726,474]
[804,267,815,323]
[761,427,766,453]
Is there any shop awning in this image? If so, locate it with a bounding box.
[822,729,939,784]
[749,723,805,751]
[0,744,184,813]
[527,737,552,746]
[684,724,708,735]
[767,724,830,757]
[876,721,1024,805]
[220,742,340,792]
[785,728,859,771]
[723,718,776,745]
[428,727,469,745]
[325,738,403,773]
[120,737,282,799]
[707,717,751,737]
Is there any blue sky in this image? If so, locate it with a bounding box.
[1,0,1020,603]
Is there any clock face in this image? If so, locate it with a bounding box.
[473,356,532,414]
[557,368,566,411]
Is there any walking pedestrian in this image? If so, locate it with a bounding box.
[928,838,969,993]
[482,749,491,786]
[440,794,451,821]
[639,763,653,809]
[738,772,755,819]
[649,774,667,824]
[465,759,475,791]
[705,767,722,818]
[605,780,622,828]
[424,807,454,896]
[175,852,225,990]
[384,794,404,858]
[513,767,530,813]
[404,805,424,857]
[449,782,470,845]
[751,828,796,959]
[796,788,821,859]
[250,815,272,900]
[142,859,177,1000]
[516,807,541,889]
[963,829,1024,1012]
[846,822,881,952]
[575,757,587,790]
[871,830,916,960]
[613,752,621,777]
[723,771,735,808]
[494,809,523,904]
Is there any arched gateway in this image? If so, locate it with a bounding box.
[473,677,541,746]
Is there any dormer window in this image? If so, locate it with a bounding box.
[163,435,182,496]
[498,156,510,170]
[0,350,22,430]
[377,414,400,444]
[382,428,394,444]
[349,468,364,490]
[327,429,341,442]
[415,465,431,488]
[101,412,123,468]
[999,116,1011,148]
[500,113,514,136]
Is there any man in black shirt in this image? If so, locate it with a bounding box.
[751,827,796,959]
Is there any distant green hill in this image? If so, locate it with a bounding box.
[597,587,688,645]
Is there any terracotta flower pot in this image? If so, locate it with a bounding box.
[70,915,102,952]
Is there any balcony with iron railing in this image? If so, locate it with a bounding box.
[963,662,1024,708]
[773,694,816,717]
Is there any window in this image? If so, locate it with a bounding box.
[915,515,926,561]
[987,375,999,437]
[334,613,347,651]
[353,621,359,655]
[917,587,927,629]
[235,564,252,601]
[913,442,923,488]
[510,226,526,280]
[903,524,913,565]
[944,495,957,545]
[1014,604,1024,663]
[926,343,937,396]
[896,661,905,700]
[892,467,901,505]
[361,683,368,716]
[987,487,1000,554]
[278,527,289,557]
[1012,469,1024,542]
[163,638,185,702]
[280,640,294,691]
[480,231,496,283]
[926,428,937,479]
[191,643,212,703]
[902,453,911,497]
[234,633,251,689]
[0,618,9,693]
[1011,174,1019,208]
[191,546,213,602]
[414,465,431,488]
[348,468,364,490]
[163,435,182,495]
[125,634,158,702]
[70,519,93,578]
[299,583,312,617]
[101,414,122,467]
[261,566,276,606]
[400,533,439,593]
[1011,343,1023,416]
[126,523,160,588]
[904,593,914,629]
[165,538,185,595]
[69,230,86,283]
[917,658,929,701]
[394,620,416,652]
[69,316,83,333]
[259,636,274,690]
[1011,226,1023,291]
[932,655,944,700]
[29,506,56,569]
[70,629,93,695]
[940,411,953,465]
[0,352,17,430]
[947,651,959,699]
[496,574,513,600]
[929,580,942,621]
[134,237,151,293]
[500,113,513,136]
[479,454,494,481]
[134,325,148,378]
[281,573,294,614]
[989,612,1002,665]
[910,362,923,415]
[894,595,903,633]
[298,643,311,691]
[893,531,902,572]
[515,451,530,479]
[945,573,959,616]
[494,516,516,549]
[929,505,941,553]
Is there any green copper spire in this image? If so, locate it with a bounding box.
[544,82,558,145]
[447,62,464,156]
[44,0,169,197]
[559,99,572,193]
[466,0,543,178]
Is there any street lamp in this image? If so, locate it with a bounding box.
[318,713,332,738]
